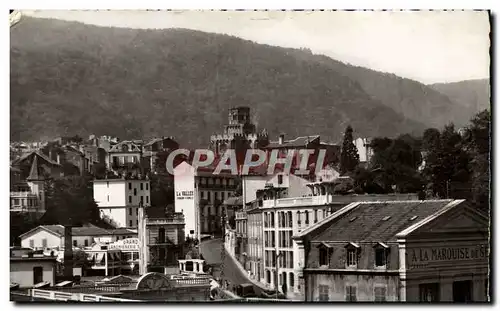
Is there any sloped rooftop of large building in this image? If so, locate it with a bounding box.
[297,199,469,242]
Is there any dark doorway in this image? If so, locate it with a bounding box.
[33,266,43,284]
[453,280,473,302]
[419,283,440,302]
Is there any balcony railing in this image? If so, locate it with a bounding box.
[146,217,185,225]
[10,191,38,198]
[10,205,41,212]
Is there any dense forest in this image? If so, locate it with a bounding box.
[10,17,489,148]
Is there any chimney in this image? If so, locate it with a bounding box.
[56,153,61,164]
[279,134,285,145]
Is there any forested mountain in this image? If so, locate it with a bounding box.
[11,17,485,147]
[430,79,491,117]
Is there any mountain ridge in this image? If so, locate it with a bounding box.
[10,17,485,147]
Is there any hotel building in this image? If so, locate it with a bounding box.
[246,179,418,299]
[293,199,489,302]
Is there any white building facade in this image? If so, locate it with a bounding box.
[93,178,151,228]
[173,162,237,239]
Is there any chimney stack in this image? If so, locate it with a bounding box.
[279,134,285,145]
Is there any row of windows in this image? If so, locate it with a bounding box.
[264,250,294,269]
[128,195,149,204]
[264,250,277,267]
[264,270,295,288]
[263,208,334,228]
[198,177,235,186]
[317,285,386,302]
[319,247,388,268]
[11,198,38,207]
[200,191,229,202]
[278,230,293,248]
[264,231,275,248]
[112,155,139,165]
[278,211,293,228]
[128,182,149,191]
[129,220,138,227]
[236,220,247,234]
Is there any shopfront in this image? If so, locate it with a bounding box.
[398,203,489,302]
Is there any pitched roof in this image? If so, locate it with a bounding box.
[265,135,320,149]
[107,228,137,236]
[299,199,463,242]
[27,155,43,181]
[12,151,60,167]
[19,224,112,239]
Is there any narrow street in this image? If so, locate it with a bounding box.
[199,238,265,296]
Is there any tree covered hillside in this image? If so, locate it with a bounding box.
[12,17,438,146]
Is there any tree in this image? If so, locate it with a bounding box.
[41,176,100,280]
[149,173,175,208]
[463,110,491,211]
[369,135,423,193]
[340,126,359,175]
[422,124,471,199]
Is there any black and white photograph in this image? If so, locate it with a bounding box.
[8,8,492,303]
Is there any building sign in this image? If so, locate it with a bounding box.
[409,245,488,267]
[108,238,139,251]
[176,190,194,200]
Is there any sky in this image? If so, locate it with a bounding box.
[21,10,490,84]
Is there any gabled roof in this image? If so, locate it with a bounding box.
[12,151,60,167]
[265,135,320,149]
[19,224,112,239]
[296,199,466,243]
[108,228,137,236]
[109,140,142,153]
[27,156,44,181]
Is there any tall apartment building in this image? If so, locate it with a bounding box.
[246,181,419,299]
[93,178,151,228]
[173,162,238,240]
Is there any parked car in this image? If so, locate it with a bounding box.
[235,283,257,298]
[260,289,287,299]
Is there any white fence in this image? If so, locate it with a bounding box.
[29,289,139,302]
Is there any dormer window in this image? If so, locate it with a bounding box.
[374,242,389,268]
[345,242,360,268]
[318,242,333,267]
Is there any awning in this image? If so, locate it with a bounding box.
[96,253,105,264]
